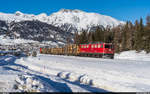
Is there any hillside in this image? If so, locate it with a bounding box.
[0,20,73,45]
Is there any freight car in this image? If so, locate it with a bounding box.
[40,42,114,59]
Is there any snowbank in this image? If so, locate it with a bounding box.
[57,72,94,86]
[115,50,150,61]
[15,74,56,92]
[0,55,56,92]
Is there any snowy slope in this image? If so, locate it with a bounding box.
[0,9,124,31]
[115,50,150,61]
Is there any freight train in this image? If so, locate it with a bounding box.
[40,42,114,59]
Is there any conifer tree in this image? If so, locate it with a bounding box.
[128,21,135,50]
[144,15,150,53]
[124,21,134,50]
[79,30,88,44]
[139,18,145,50]
[87,32,93,43]
[94,26,104,42]
[74,31,80,44]
[121,22,128,51]
[134,20,140,51]
[112,25,122,53]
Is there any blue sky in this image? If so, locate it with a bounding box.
[0,0,150,23]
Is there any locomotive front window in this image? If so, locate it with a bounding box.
[98,45,100,48]
[105,45,111,48]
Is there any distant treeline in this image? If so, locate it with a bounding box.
[74,15,150,53]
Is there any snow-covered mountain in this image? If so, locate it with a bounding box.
[0,9,125,31]
[0,9,125,45]
[49,9,125,30]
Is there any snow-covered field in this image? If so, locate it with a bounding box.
[0,50,150,92]
[115,50,150,61]
[0,56,106,92]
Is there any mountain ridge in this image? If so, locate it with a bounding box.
[0,9,125,31]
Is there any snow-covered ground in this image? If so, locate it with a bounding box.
[0,50,150,92]
[115,50,150,61]
[0,55,106,92]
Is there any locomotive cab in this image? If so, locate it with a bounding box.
[79,42,114,59]
[103,43,114,59]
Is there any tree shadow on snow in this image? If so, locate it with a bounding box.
[2,66,22,72]
[0,55,28,70]
[0,55,17,66]
[28,74,72,92]
[61,78,108,92]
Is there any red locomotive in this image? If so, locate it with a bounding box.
[79,42,114,59]
[40,42,114,59]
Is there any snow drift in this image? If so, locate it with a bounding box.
[115,50,150,61]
